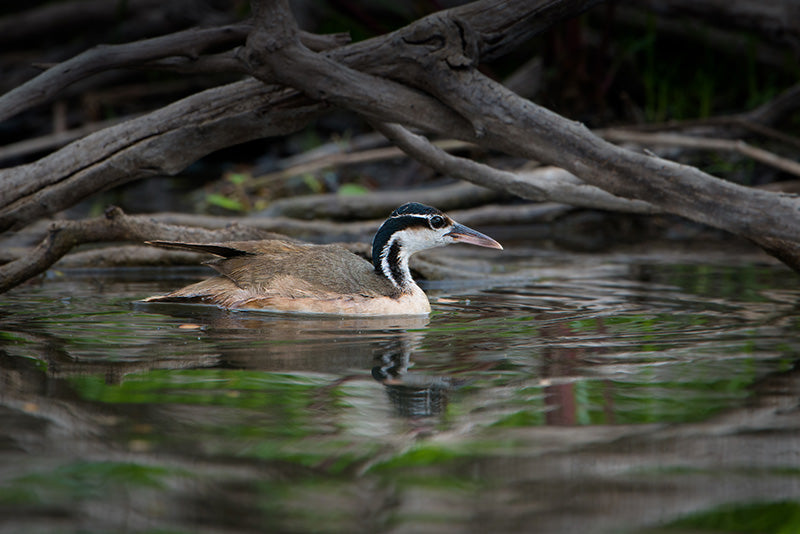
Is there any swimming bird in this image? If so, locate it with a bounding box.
[143,202,502,315]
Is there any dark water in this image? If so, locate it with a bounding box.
[1,247,800,534]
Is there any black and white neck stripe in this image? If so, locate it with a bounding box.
[371,203,446,290]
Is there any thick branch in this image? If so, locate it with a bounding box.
[0,20,351,123]
[373,122,657,214]
[0,80,327,230]
[600,129,800,178]
[243,2,800,267]
[0,0,600,232]
[0,206,285,294]
[0,24,249,123]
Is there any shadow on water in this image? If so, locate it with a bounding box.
[1,248,800,533]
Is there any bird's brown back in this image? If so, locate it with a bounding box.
[150,240,400,299]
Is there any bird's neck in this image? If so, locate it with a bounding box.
[372,222,417,292]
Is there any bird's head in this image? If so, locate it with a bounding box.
[372,202,502,289]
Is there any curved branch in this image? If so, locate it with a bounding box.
[0,206,285,294]
[0,20,350,123]
[600,129,800,178]
[0,0,597,232]
[0,80,328,231]
[243,0,800,268]
[0,23,250,123]
[372,122,657,214]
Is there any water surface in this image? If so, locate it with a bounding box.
[1,247,800,533]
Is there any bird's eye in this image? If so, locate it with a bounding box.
[429,215,445,229]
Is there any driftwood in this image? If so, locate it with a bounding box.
[260,182,508,220]
[241,0,800,265]
[599,129,800,178]
[0,206,287,293]
[1,0,604,232]
[1,0,800,293]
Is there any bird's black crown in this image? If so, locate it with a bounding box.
[390,202,443,218]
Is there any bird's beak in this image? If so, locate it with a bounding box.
[446,223,503,250]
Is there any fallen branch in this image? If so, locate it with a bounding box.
[0,80,331,230]
[373,122,657,214]
[0,0,605,232]
[0,206,286,293]
[247,139,470,191]
[0,23,250,123]
[1,202,567,289]
[243,0,800,268]
[600,129,800,178]
[0,204,571,293]
[259,182,507,220]
[0,20,349,123]
[0,116,133,164]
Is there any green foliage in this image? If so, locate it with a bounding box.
[69,369,322,413]
[301,173,324,194]
[491,409,545,428]
[337,183,369,196]
[666,501,800,533]
[369,446,461,472]
[0,461,175,506]
[623,15,790,122]
[205,192,245,212]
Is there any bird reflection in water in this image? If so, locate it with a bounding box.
[136,301,454,418]
[372,341,454,418]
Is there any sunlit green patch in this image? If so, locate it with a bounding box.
[490,409,546,428]
[0,461,179,506]
[0,331,29,343]
[369,445,463,473]
[574,378,751,425]
[241,439,382,474]
[661,501,800,533]
[69,369,324,409]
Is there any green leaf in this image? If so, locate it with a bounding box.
[301,173,324,193]
[337,183,369,196]
[206,193,244,212]
[227,172,249,185]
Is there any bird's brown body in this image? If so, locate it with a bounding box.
[143,240,431,315]
[144,203,502,316]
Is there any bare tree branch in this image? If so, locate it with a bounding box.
[0,20,351,123]
[0,80,329,231]
[0,116,133,164]
[0,0,605,233]
[242,0,800,267]
[0,206,286,294]
[0,202,565,288]
[3,0,800,293]
[372,122,657,214]
[600,129,800,178]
